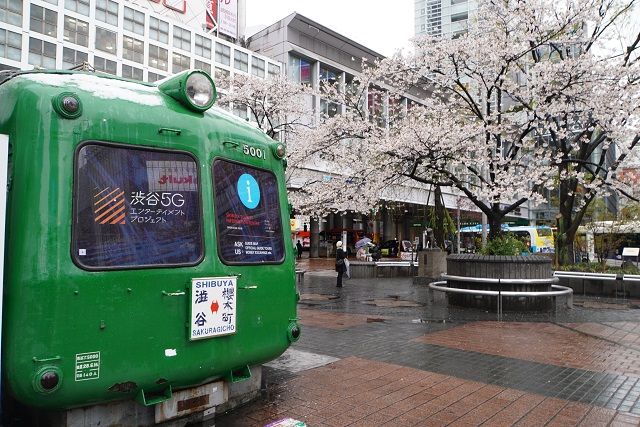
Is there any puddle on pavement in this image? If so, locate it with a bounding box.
[574,301,636,310]
[362,298,423,308]
[299,293,339,301]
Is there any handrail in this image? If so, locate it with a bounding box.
[429,281,573,297]
[442,274,559,285]
[553,271,640,282]
[428,279,573,320]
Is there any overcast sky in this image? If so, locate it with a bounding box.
[244,0,415,58]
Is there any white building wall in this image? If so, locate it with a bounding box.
[0,0,281,94]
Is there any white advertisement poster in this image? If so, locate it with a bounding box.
[190,277,237,340]
[218,0,238,38]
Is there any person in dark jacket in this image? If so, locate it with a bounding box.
[335,241,347,287]
[296,240,303,259]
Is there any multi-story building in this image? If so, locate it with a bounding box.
[415,0,476,37]
[0,0,281,95]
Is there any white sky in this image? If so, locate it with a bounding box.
[244,0,415,58]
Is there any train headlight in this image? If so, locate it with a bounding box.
[158,70,216,113]
[186,73,214,108]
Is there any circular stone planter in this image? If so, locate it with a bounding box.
[445,254,555,311]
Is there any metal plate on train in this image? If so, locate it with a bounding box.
[155,380,227,423]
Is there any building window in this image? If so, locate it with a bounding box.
[268,63,280,78]
[451,12,468,22]
[215,67,229,90]
[93,55,116,75]
[149,17,169,44]
[232,103,247,119]
[451,0,468,4]
[148,43,168,71]
[0,28,21,61]
[173,26,190,52]
[95,0,118,26]
[124,6,145,36]
[194,59,210,74]
[288,56,312,85]
[319,65,338,84]
[195,35,211,59]
[63,15,89,47]
[147,71,164,82]
[122,64,143,81]
[42,0,57,4]
[320,99,339,120]
[122,35,143,63]
[172,52,190,73]
[251,57,265,78]
[0,0,22,27]
[65,0,90,16]
[30,5,57,38]
[215,43,230,66]
[28,37,56,68]
[95,27,117,54]
[62,46,87,68]
[233,50,248,72]
[73,144,203,268]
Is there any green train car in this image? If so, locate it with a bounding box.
[0,69,299,419]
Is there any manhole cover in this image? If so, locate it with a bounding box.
[300,293,339,301]
[362,298,423,308]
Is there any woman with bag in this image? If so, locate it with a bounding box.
[335,241,347,288]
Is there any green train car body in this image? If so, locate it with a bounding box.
[0,70,298,409]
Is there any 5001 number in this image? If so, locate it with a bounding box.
[243,144,266,160]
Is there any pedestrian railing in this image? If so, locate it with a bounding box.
[429,278,573,320]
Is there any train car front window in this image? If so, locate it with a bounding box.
[73,143,203,269]
[213,159,284,264]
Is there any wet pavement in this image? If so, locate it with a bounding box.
[215,256,640,426]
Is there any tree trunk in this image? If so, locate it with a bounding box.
[433,186,447,249]
[487,203,504,241]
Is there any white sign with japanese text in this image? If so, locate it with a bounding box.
[190,277,237,340]
[218,0,238,39]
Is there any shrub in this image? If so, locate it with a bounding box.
[480,233,528,256]
[554,262,639,274]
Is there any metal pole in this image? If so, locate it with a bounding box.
[456,198,461,254]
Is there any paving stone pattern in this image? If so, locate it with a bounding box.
[216,260,640,426]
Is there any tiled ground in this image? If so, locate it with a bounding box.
[216,260,640,426]
[414,322,640,376]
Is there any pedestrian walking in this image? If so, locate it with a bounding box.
[296,240,303,260]
[335,241,347,288]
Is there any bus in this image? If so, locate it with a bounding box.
[459,225,555,253]
[0,69,299,422]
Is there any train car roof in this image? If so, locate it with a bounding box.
[0,69,270,141]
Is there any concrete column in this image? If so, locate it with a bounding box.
[310,217,320,258]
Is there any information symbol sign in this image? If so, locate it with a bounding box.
[237,173,260,209]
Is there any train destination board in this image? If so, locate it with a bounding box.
[190,277,237,340]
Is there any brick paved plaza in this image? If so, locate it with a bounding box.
[217,258,640,426]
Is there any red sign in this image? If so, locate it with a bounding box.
[206,0,218,29]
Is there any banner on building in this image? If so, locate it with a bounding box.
[218,0,238,39]
[206,0,218,30]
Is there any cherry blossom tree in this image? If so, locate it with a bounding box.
[289,0,640,263]
[216,73,315,139]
